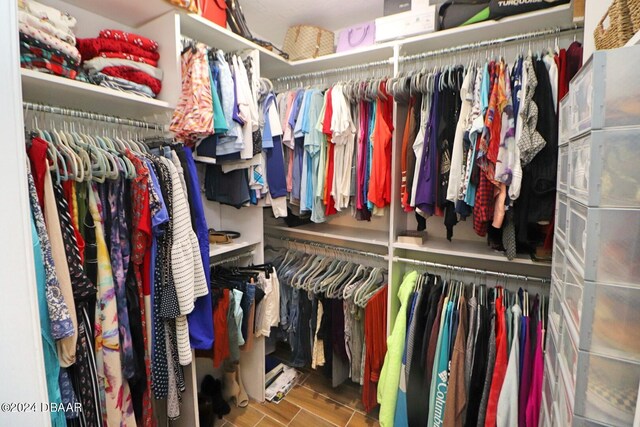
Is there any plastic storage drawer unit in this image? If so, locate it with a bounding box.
[568,128,640,208]
[574,352,640,427]
[580,281,640,362]
[566,200,640,286]
[557,367,575,427]
[552,240,566,283]
[568,45,640,139]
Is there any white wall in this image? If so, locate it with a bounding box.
[0,1,50,426]
[583,0,614,61]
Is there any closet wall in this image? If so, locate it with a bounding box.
[0,1,51,426]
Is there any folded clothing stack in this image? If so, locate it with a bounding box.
[18,0,81,79]
[77,29,163,98]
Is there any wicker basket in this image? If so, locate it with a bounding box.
[283,25,334,60]
[629,0,640,33]
[594,0,635,50]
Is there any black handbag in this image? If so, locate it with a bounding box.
[438,0,490,30]
[488,0,570,19]
[226,0,253,38]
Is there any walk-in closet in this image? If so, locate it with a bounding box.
[1,0,639,426]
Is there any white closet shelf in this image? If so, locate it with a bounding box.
[397,3,575,57]
[21,69,174,118]
[393,237,551,267]
[179,13,289,77]
[265,224,389,247]
[210,239,260,258]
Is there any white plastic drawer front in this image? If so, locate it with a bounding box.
[586,208,640,286]
[568,134,590,203]
[581,281,640,362]
[558,145,569,194]
[543,369,556,413]
[555,193,568,242]
[567,200,587,271]
[548,279,563,333]
[559,95,571,145]
[546,329,559,384]
[575,352,640,427]
[569,58,593,138]
[563,260,584,331]
[557,368,574,427]
[559,310,578,390]
[552,243,566,283]
[583,128,640,208]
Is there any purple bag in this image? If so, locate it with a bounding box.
[336,22,376,52]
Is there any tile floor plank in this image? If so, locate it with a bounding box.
[346,411,380,427]
[223,403,265,427]
[289,409,337,427]
[251,399,300,425]
[301,371,364,411]
[255,415,285,427]
[285,385,355,426]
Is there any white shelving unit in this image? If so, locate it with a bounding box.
[21,69,174,118]
[3,0,584,425]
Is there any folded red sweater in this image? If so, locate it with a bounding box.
[77,38,160,62]
[98,52,158,67]
[99,29,158,52]
[101,66,162,95]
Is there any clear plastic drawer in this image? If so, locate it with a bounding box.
[569,58,593,138]
[559,95,571,145]
[552,241,566,283]
[564,260,584,331]
[567,200,587,275]
[559,308,579,390]
[556,192,568,242]
[558,145,569,194]
[581,281,640,362]
[557,367,574,427]
[575,352,640,427]
[544,366,556,409]
[569,134,590,203]
[569,128,640,208]
[572,415,611,427]
[566,201,640,286]
[546,320,560,383]
[548,279,563,333]
[541,393,551,427]
[569,45,640,138]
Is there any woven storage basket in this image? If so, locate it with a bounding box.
[594,0,635,50]
[629,0,640,33]
[283,25,334,60]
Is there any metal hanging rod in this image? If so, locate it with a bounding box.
[393,256,549,283]
[23,102,165,130]
[273,58,393,83]
[399,26,582,64]
[211,251,255,267]
[265,233,388,261]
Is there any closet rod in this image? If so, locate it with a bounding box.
[398,26,582,64]
[211,251,255,267]
[273,58,393,82]
[265,233,388,261]
[23,102,165,130]
[394,256,549,283]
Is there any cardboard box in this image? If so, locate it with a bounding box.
[375,5,436,42]
[384,0,432,16]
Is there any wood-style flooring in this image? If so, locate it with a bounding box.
[212,370,379,427]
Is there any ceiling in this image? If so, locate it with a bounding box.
[242,0,384,48]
